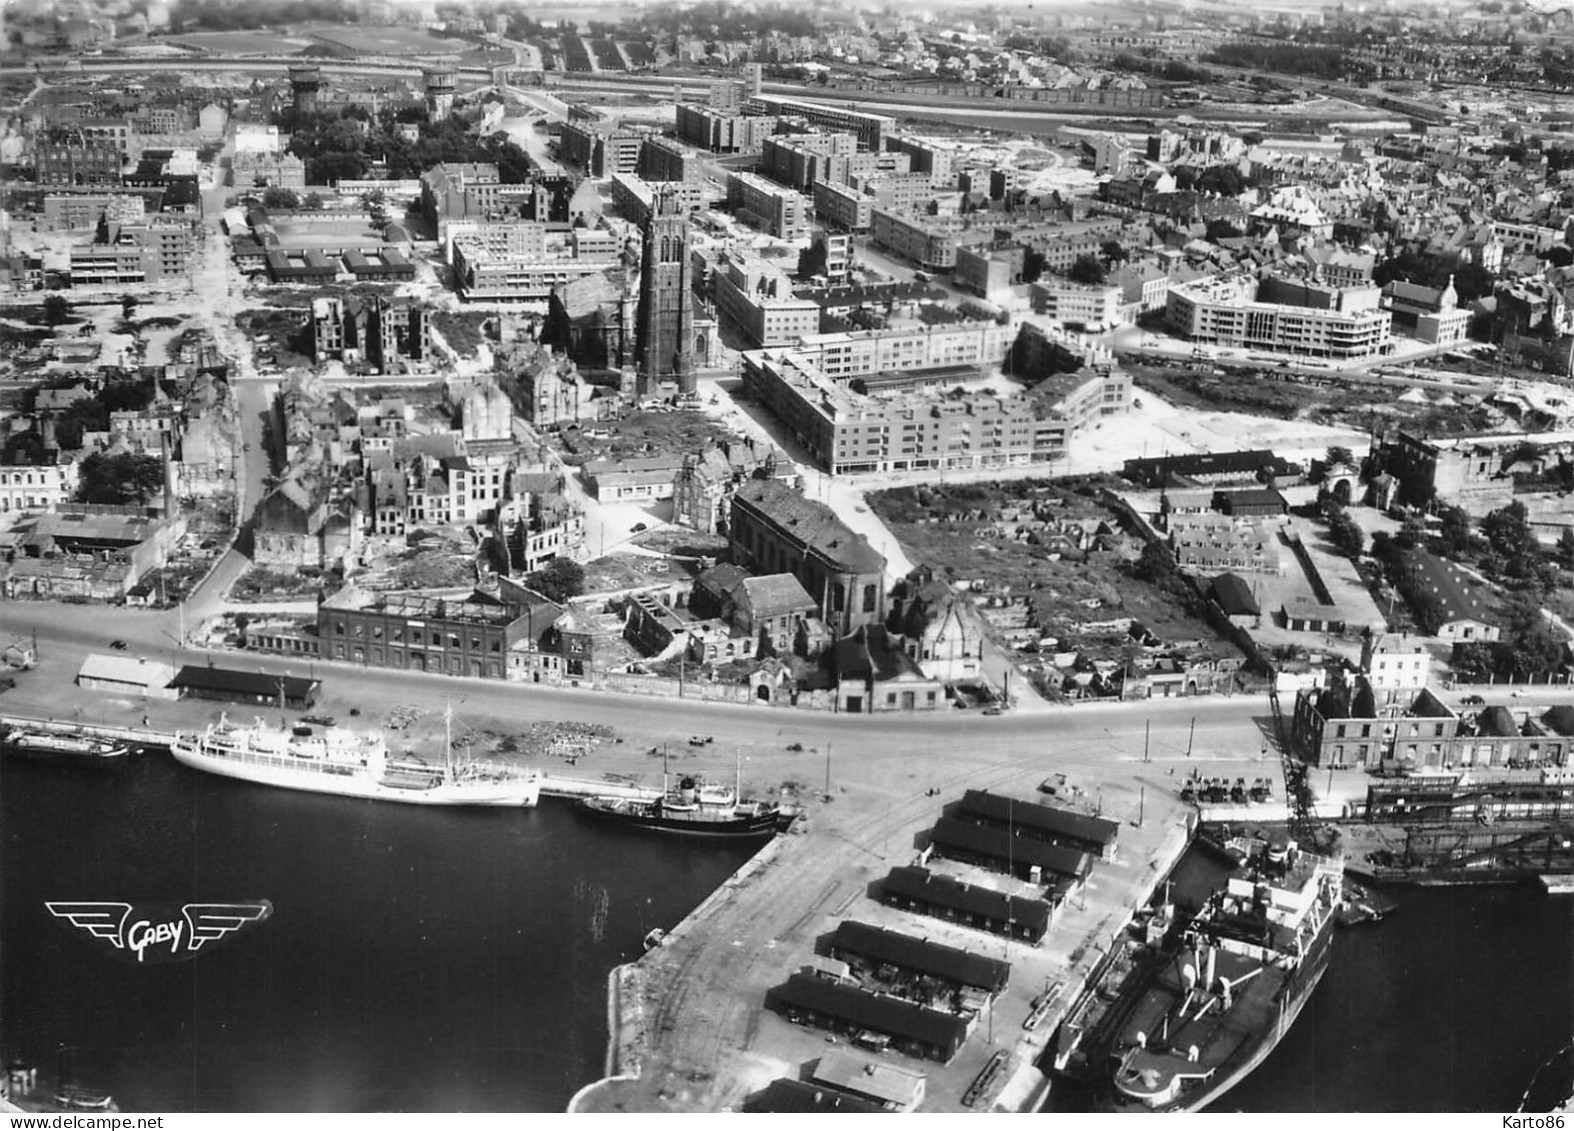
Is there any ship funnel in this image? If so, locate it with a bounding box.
[1205,944,1216,990]
[1220,976,1233,1010]
[1182,962,1197,991]
[1136,1030,1147,1049]
[1188,1045,1200,1063]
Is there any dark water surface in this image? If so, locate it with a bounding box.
[1,752,756,1112]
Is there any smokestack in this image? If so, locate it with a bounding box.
[1205,944,1216,990]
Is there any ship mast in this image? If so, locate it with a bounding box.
[444,701,453,782]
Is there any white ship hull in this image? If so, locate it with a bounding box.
[170,732,541,808]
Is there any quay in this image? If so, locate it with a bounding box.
[569,763,1199,1114]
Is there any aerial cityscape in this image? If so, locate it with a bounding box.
[3,0,1574,1115]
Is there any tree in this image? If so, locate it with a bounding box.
[1204,217,1243,243]
[756,626,776,660]
[524,558,585,603]
[120,294,139,320]
[76,452,165,506]
[301,192,327,210]
[261,187,300,211]
[1099,240,1129,267]
[1327,506,1365,559]
[1197,164,1244,198]
[1325,445,1354,468]
[1132,540,1177,583]
[1066,254,1108,286]
[43,294,71,326]
[1557,528,1574,570]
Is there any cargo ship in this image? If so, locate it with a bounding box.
[1098,839,1343,1111]
[170,710,541,807]
[579,775,782,838]
[1,726,133,765]
[579,750,782,838]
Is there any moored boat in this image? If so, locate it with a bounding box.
[1,726,133,765]
[170,709,540,807]
[580,751,783,839]
[1097,838,1343,1112]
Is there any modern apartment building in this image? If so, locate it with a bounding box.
[712,250,821,348]
[1165,275,1393,360]
[727,171,811,240]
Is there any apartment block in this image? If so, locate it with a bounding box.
[813,180,872,232]
[1165,276,1393,361]
[727,171,811,240]
[1031,278,1125,330]
[712,251,821,348]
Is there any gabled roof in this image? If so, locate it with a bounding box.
[734,479,886,574]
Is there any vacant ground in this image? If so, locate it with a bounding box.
[583,550,697,592]
[1127,363,1496,437]
[870,478,1231,670]
[628,527,728,558]
[429,310,491,358]
[356,530,478,591]
[554,409,740,465]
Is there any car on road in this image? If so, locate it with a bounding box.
[110,639,127,650]
[982,706,1004,716]
[300,714,336,726]
[631,523,648,533]
[689,735,713,746]
[1460,694,1485,706]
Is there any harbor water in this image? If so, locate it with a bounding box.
[4,752,1572,1112]
[0,751,756,1112]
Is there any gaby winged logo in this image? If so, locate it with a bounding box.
[46,900,273,965]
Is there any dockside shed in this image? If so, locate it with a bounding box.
[823,920,1011,994]
[170,665,320,710]
[956,790,1120,861]
[743,1079,885,1113]
[881,865,1052,944]
[766,973,970,1064]
[928,816,1092,883]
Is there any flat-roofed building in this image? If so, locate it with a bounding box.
[711,250,820,348]
[726,170,810,240]
[885,134,954,187]
[675,103,777,153]
[812,179,872,232]
[1166,275,1393,361]
[317,587,563,680]
[1031,278,1125,330]
[748,94,893,151]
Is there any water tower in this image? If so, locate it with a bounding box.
[288,66,322,117]
[424,67,456,123]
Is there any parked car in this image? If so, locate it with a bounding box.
[301,714,336,726]
[689,735,713,746]
[631,523,648,533]
[1460,694,1485,707]
[110,639,127,651]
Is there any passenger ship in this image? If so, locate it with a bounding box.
[170,711,541,807]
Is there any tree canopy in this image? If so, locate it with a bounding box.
[525,558,586,603]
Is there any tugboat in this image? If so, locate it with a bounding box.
[579,750,782,839]
[1098,837,1344,1111]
